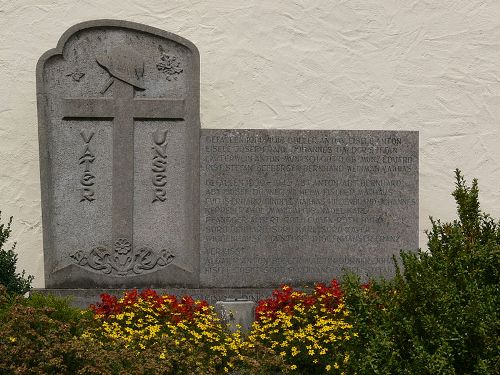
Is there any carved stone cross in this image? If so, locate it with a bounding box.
[63,53,185,251]
[38,21,200,287]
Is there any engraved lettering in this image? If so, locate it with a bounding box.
[78,130,95,201]
[154,188,167,202]
[80,129,95,143]
[152,157,167,172]
[80,171,95,186]
[152,144,167,158]
[153,129,168,145]
[200,130,419,285]
[152,130,168,202]
[80,188,95,202]
[63,45,186,263]
[79,146,95,171]
[153,174,167,187]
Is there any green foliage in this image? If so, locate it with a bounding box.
[0,297,171,374]
[0,284,16,322]
[25,292,93,334]
[344,170,500,374]
[342,273,404,373]
[0,212,33,295]
[0,290,286,375]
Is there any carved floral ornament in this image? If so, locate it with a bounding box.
[70,238,175,276]
[156,52,183,81]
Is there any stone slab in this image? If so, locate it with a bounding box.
[200,129,418,287]
[37,20,200,288]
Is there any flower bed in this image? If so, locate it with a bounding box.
[249,281,358,374]
[86,289,247,372]
[82,282,358,374]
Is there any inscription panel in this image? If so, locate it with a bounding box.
[200,129,418,287]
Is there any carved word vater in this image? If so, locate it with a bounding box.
[152,129,168,203]
[79,130,96,202]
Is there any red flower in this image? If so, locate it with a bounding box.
[89,289,210,324]
[255,279,345,321]
[90,293,120,316]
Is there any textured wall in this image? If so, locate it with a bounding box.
[1,0,499,287]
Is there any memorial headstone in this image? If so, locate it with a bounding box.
[37,20,200,288]
[37,20,418,306]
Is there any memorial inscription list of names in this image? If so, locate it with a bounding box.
[200,129,418,287]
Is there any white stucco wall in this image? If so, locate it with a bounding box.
[1,0,499,288]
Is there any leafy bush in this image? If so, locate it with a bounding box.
[341,274,404,373]
[343,170,500,374]
[249,281,357,374]
[0,212,33,295]
[0,289,168,374]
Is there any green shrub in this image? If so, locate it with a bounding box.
[24,292,93,334]
[344,170,500,374]
[342,273,403,373]
[0,212,33,295]
[0,284,15,322]
[0,291,178,374]
[0,300,169,374]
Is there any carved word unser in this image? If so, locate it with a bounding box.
[152,129,168,203]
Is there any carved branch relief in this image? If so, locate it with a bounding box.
[70,238,175,276]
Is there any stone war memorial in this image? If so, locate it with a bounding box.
[37,20,418,306]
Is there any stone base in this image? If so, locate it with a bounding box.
[32,288,277,309]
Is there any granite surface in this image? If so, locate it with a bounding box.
[200,129,418,287]
[37,20,200,288]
